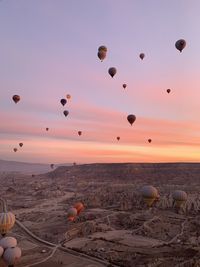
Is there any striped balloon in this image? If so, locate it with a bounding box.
[141,185,159,207]
[0,212,15,236]
[172,190,187,208]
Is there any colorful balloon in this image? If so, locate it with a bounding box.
[73,202,84,215]
[67,207,77,221]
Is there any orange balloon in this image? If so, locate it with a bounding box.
[74,202,84,215]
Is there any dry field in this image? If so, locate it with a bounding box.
[1,163,200,267]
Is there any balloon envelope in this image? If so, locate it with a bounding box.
[0,237,17,249]
[127,114,136,125]
[175,39,186,52]
[19,143,23,147]
[63,110,69,117]
[12,95,20,104]
[60,98,67,106]
[108,67,117,78]
[73,202,84,215]
[167,89,171,94]
[122,84,127,89]
[97,50,106,62]
[13,148,17,152]
[98,45,107,52]
[78,131,82,136]
[3,246,22,266]
[139,53,145,60]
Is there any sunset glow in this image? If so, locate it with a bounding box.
[1,1,200,163]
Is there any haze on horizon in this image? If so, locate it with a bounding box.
[1,0,200,164]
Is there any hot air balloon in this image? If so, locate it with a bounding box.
[98,46,107,53]
[117,136,120,141]
[108,67,117,78]
[0,237,17,249]
[19,143,23,148]
[46,128,49,131]
[127,114,136,125]
[50,164,54,169]
[166,89,171,94]
[148,139,152,143]
[141,185,159,207]
[67,207,77,222]
[78,131,82,136]
[66,94,71,100]
[97,50,107,62]
[172,190,187,208]
[63,110,69,117]
[13,148,17,153]
[3,246,22,267]
[122,84,127,89]
[60,99,67,106]
[73,202,84,215]
[0,246,3,257]
[139,53,145,60]
[0,199,15,236]
[12,95,20,104]
[175,39,186,52]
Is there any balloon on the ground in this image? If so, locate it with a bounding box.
[0,237,17,249]
[73,202,84,215]
[3,246,22,266]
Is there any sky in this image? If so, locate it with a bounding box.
[1,0,200,164]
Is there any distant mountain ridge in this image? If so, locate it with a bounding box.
[0,159,71,174]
